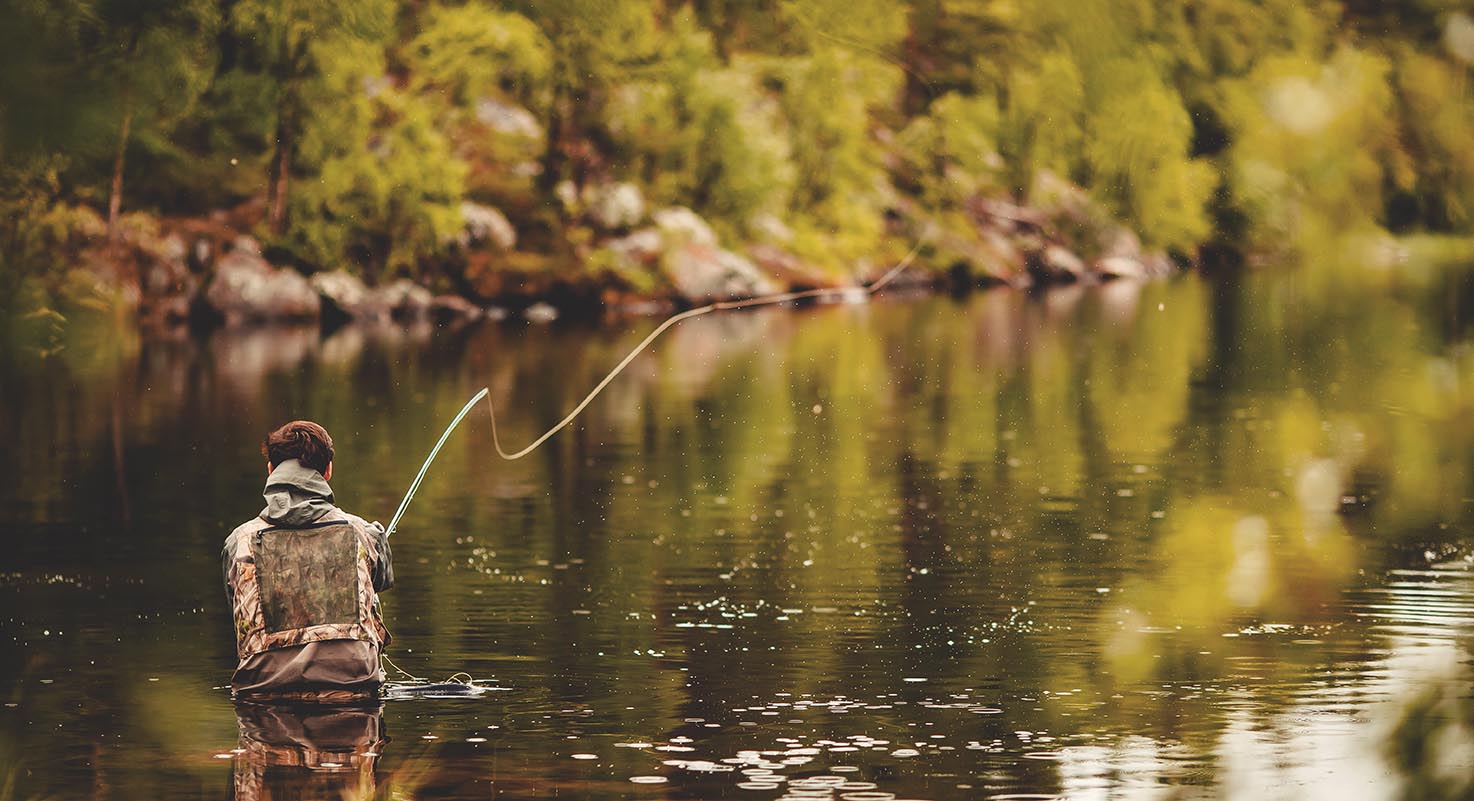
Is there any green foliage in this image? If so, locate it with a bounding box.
[286,40,466,276]
[602,17,794,238]
[768,42,904,273]
[896,91,1003,209]
[1084,58,1216,252]
[1393,46,1474,230]
[997,52,1085,191]
[405,3,552,111]
[1222,46,1405,259]
[5,0,1474,304]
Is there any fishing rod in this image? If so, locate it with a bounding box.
[384,387,489,538]
[384,239,926,539]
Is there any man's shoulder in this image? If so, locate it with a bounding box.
[224,517,270,551]
[336,510,385,536]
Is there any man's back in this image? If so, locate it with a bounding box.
[224,424,393,702]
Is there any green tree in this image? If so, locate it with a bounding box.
[225,0,394,236]
[286,38,466,277]
[1222,46,1405,260]
[601,14,794,237]
[88,0,218,240]
[512,0,664,192]
[404,2,551,112]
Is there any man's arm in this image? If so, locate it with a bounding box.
[370,521,395,592]
[221,533,237,606]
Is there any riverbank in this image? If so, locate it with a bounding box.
[5,174,1181,353]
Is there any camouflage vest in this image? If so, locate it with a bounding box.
[225,511,389,661]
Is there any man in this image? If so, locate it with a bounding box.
[223,420,393,701]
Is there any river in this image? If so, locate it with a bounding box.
[2,270,1473,800]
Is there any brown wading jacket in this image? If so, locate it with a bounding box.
[223,459,394,702]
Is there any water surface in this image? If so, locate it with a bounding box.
[3,272,1474,800]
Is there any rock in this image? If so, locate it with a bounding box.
[751,213,794,244]
[554,180,580,212]
[586,182,645,231]
[232,236,262,258]
[607,228,664,267]
[971,197,1048,230]
[746,243,831,289]
[374,279,434,320]
[978,228,1028,284]
[662,243,778,303]
[1100,227,1142,260]
[1141,251,1176,277]
[653,206,719,249]
[475,98,543,139]
[190,238,213,272]
[430,293,483,323]
[202,246,319,325]
[142,234,191,297]
[311,270,384,323]
[1029,170,1094,223]
[523,302,558,323]
[458,202,516,251]
[160,232,188,264]
[1031,244,1087,282]
[592,228,664,283]
[1094,255,1149,280]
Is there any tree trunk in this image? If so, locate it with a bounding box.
[106,100,134,243]
[268,116,292,236]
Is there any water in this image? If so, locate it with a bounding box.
[3,272,1474,800]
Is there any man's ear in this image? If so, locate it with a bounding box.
[266,460,273,476]
[324,462,333,481]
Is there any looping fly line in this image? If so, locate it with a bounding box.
[384,240,924,539]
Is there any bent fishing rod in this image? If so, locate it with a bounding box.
[383,241,924,539]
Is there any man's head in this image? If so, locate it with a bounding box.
[263,420,335,478]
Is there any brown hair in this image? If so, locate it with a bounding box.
[262,420,335,473]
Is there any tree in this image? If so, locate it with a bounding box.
[88,0,218,241]
[225,0,393,236]
[511,0,664,193]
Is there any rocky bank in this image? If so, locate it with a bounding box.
[34,172,1178,338]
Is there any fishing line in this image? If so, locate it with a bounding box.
[376,18,935,685]
[487,244,924,461]
[384,239,925,541]
[384,5,939,533]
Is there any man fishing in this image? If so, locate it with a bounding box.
[222,420,394,701]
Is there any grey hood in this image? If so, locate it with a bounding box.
[260,459,338,527]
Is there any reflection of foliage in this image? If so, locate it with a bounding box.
[1384,647,1474,801]
[11,264,1474,795]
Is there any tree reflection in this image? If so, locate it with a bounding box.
[5,265,1474,798]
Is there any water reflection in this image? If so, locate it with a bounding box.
[3,272,1474,799]
[231,702,384,801]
